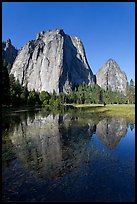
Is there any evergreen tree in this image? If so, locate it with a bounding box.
[2,62,10,105]
[27,90,34,106]
[126,80,135,104]
[39,91,50,105]
[130,79,134,87]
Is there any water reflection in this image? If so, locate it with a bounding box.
[10,114,63,178]
[7,112,130,179]
[2,109,135,202]
[96,118,128,149]
[129,123,135,131]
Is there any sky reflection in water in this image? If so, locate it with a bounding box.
[2,109,135,202]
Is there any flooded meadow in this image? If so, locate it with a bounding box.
[2,107,135,202]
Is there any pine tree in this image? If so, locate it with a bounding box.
[2,62,10,105]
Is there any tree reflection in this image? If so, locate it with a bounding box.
[7,111,130,179]
[9,113,95,179]
[129,123,134,131]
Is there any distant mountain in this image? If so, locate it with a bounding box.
[96,58,128,95]
[2,39,18,65]
[5,31,129,96]
[10,29,95,94]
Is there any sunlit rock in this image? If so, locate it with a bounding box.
[96,58,128,95]
[10,29,95,94]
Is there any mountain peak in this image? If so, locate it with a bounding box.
[96,59,128,95]
[6,38,12,46]
[106,58,117,64]
[10,29,95,93]
[36,29,65,40]
[2,39,18,65]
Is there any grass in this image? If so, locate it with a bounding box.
[68,104,135,122]
[2,103,135,122]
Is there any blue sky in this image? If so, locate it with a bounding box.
[2,2,135,82]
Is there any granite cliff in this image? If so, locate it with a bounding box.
[10,29,95,93]
[96,58,128,95]
[2,39,18,65]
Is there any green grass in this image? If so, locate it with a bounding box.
[72,103,104,107]
[69,104,135,122]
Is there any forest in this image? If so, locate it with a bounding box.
[2,61,135,108]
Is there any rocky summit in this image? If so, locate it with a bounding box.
[96,58,128,95]
[2,39,18,65]
[10,29,95,94]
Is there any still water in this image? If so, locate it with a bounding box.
[2,108,135,202]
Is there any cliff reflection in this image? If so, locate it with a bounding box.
[10,113,95,179]
[96,118,128,149]
[9,113,129,179]
[10,114,63,178]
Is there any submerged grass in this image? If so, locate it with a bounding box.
[71,104,135,122]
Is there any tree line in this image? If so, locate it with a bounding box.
[2,61,135,107]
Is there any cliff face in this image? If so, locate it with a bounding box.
[96,59,128,95]
[10,29,95,93]
[2,39,18,65]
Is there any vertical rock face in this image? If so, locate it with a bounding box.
[96,59,128,95]
[10,29,95,93]
[2,39,18,64]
